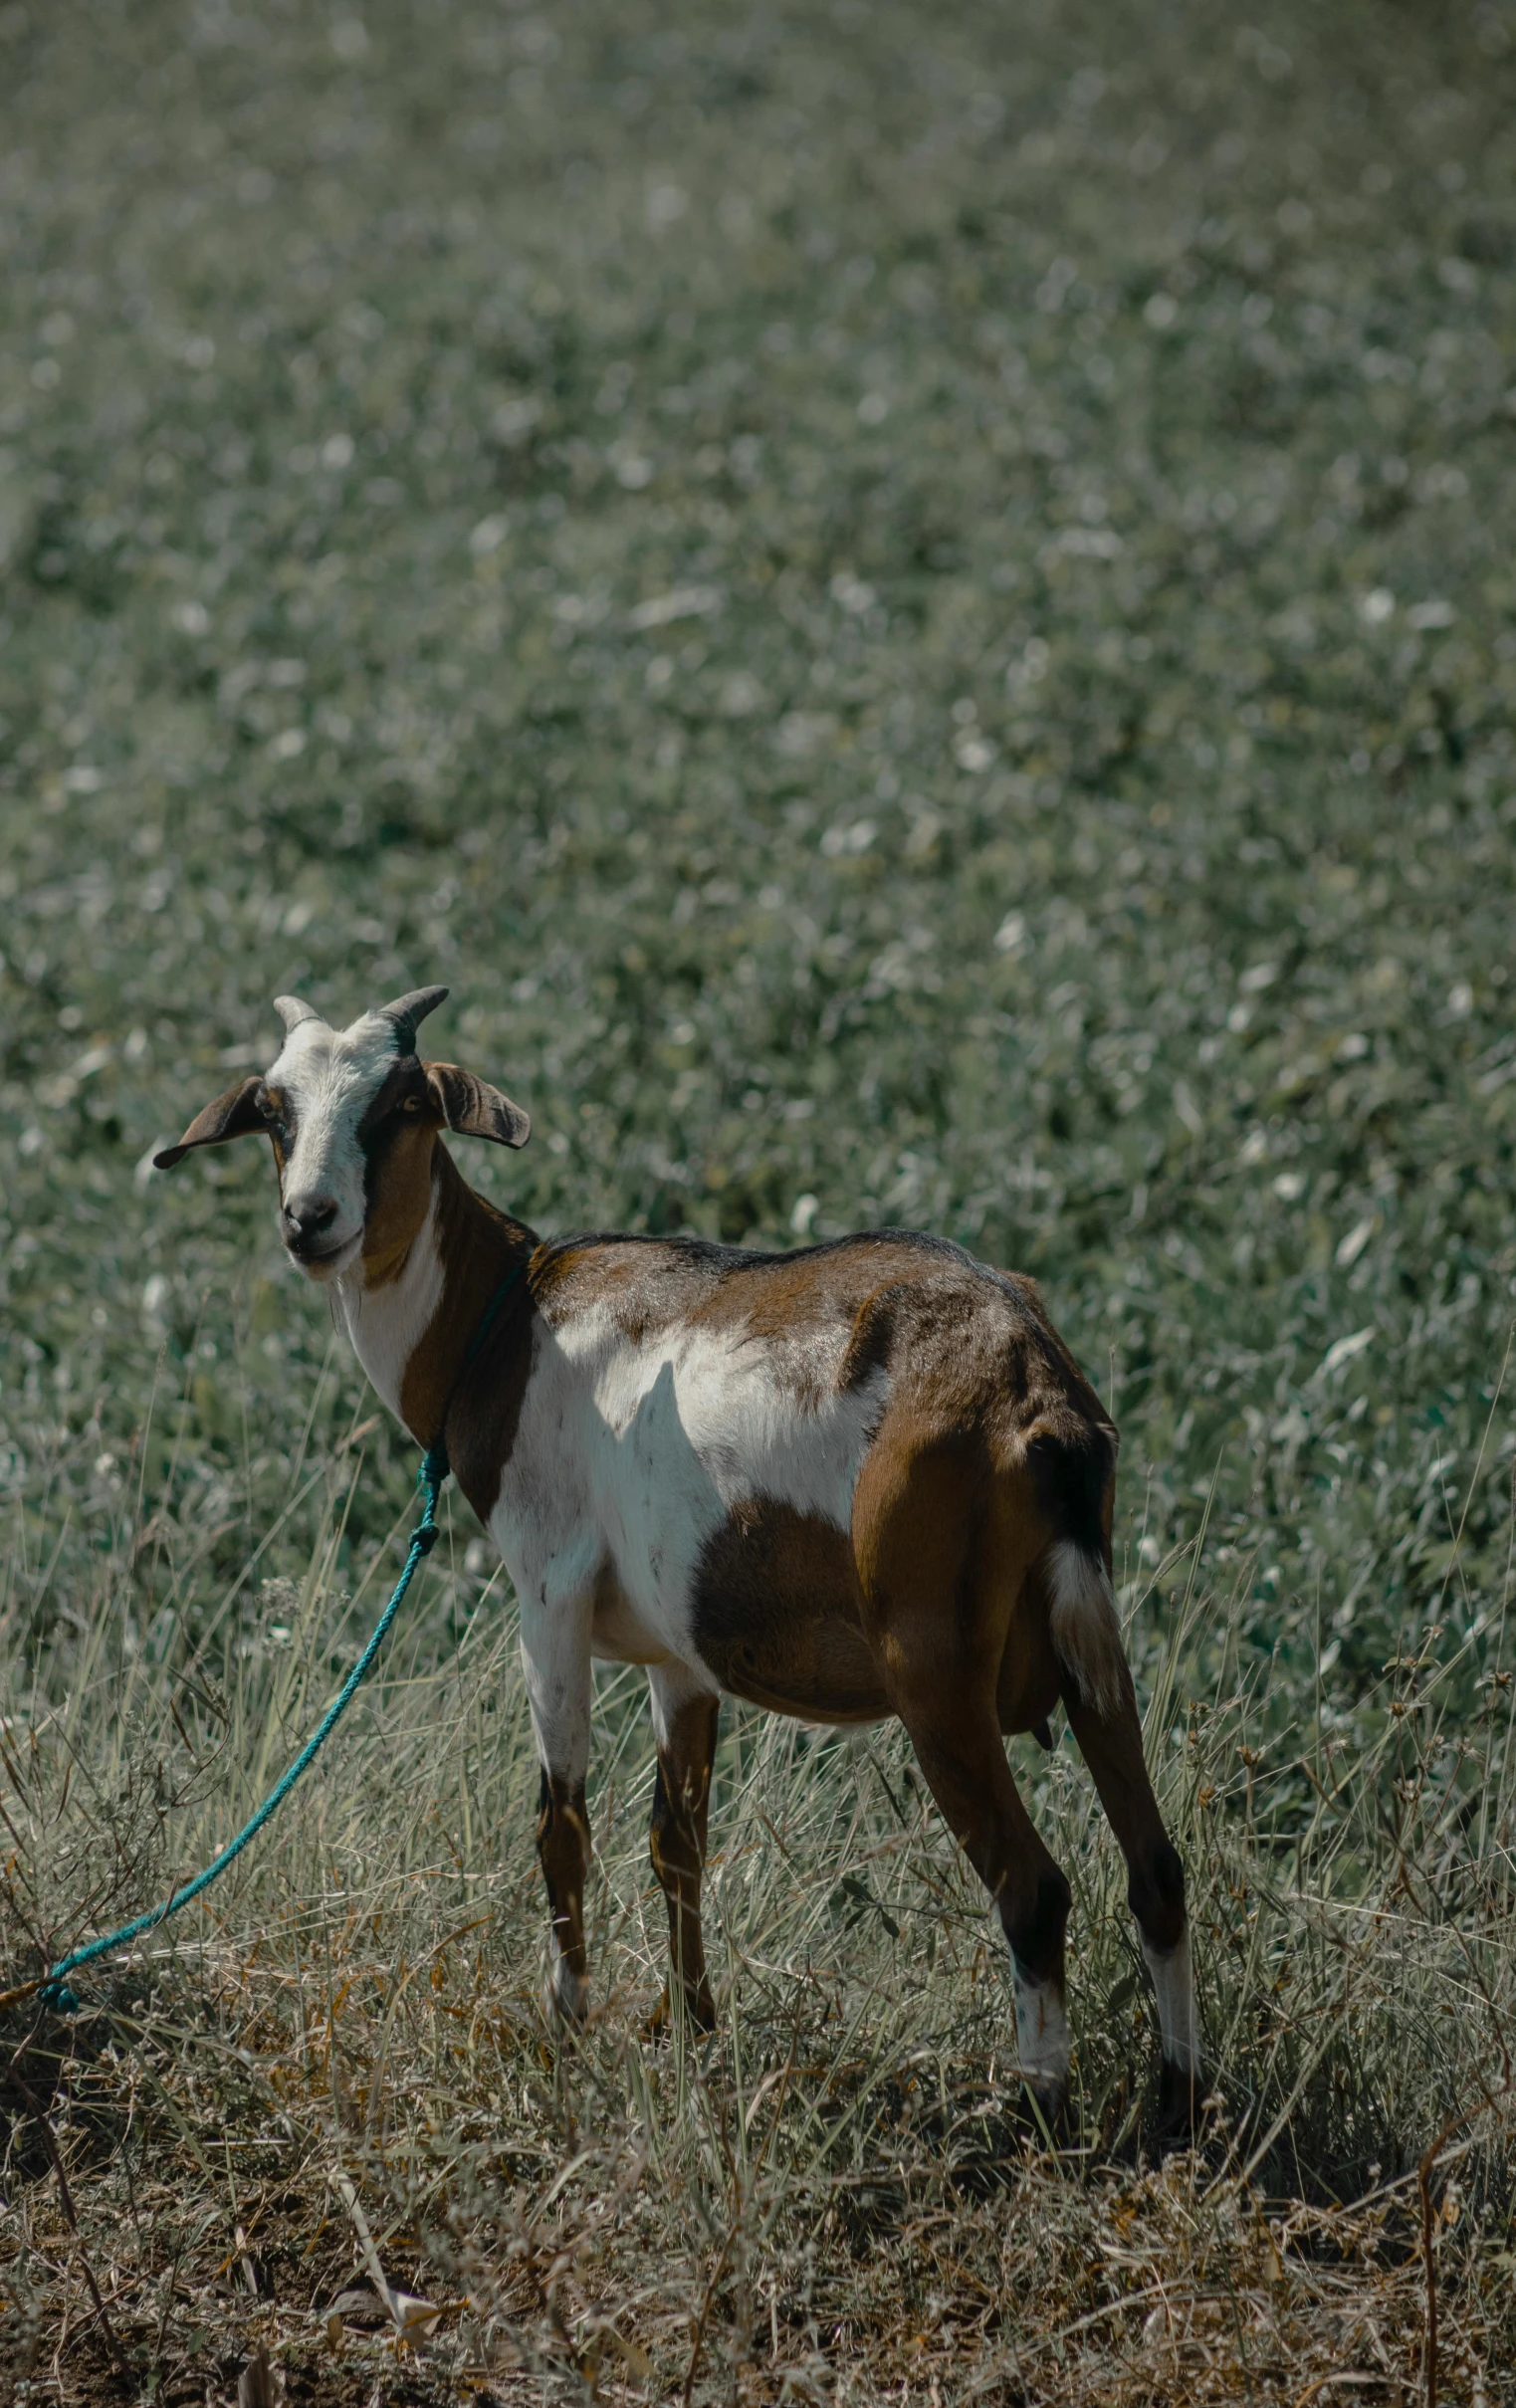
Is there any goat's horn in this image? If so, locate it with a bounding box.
[378,985,449,1052]
[274,993,322,1031]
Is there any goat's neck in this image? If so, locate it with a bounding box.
[334,1146,535,1447]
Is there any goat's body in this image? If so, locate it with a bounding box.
[497,1243,896,1715]
[342,1199,1123,1729]
[163,998,1199,2128]
[492,1228,1117,1729]
[329,1158,1196,2116]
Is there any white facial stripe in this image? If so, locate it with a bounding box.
[265,1009,401,1245]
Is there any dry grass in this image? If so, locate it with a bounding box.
[5,0,1516,2395]
[3,1412,1514,2405]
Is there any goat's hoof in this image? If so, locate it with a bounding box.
[645,1984,717,2042]
[544,1961,590,2030]
[1156,2057,1202,2141]
[1021,2077,1067,2139]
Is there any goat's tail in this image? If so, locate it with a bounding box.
[1022,1415,1133,1723]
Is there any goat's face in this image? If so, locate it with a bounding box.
[154,987,530,1283]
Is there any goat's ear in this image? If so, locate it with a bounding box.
[427,1062,531,1149]
[153,1076,266,1170]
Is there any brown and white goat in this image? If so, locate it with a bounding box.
[156,986,1199,2123]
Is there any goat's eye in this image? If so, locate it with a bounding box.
[401,1095,423,1116]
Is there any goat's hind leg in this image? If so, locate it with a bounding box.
[646,1663,721,2032]
[859,1438,1073,2121]
[520,1589,594,2025]
[896,1700,1073,2121]
[1065,1682,1200,2130]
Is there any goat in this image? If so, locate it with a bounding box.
[155,985,1199,2126]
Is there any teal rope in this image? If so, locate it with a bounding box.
[30,1257,526,2018]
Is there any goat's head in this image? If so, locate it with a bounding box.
[153,987,530,1282]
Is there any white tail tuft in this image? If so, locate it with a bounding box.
[1047,1539,1132,1721]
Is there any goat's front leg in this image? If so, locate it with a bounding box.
[520,1586,593,2025]
[646,1662,721,2032]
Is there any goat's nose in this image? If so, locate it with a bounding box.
[283,1193,339,1243]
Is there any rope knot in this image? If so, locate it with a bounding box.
[414,1521,440,1557]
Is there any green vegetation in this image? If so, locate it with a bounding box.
[3,0,1516,2396]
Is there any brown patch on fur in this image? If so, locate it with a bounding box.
[690,1252,913,1414]
[263,1089,292,1186]
[390,1144,538,1518]
[691,1236,1105,1440]
[692,1500,888,1720]
[836,1288,899,1394]
[691,1255,839,1339]
[1064,1688,1189,1954]
[361,1127,442,1288]
[525,1241,631,1314]
[354,1058,436,1287]
[852,1423,988,1686]
[530,1239,716,1346]
[849,1416,1072,1985]
[537,1768,589,1997]
[990,1502,1064,1738]
[531,1231,1065,1423]
[649,1692,720,2027]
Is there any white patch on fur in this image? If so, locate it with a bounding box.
[265,1009,399,1259]
[1012,1964,1070,2104]
[1143,1926,1199,2073]
[488,1305,889,1674]
[332,1193,445,1425]
[1046,1539,1131,1721]
[586,1310,881,1521]
[519,1580,594,1806]
[548,1950,589,2025]
[647,1657,721,1752]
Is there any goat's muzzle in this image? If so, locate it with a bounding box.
[282,1193,346,1265]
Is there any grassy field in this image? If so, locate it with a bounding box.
[4,0,1516,2396]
